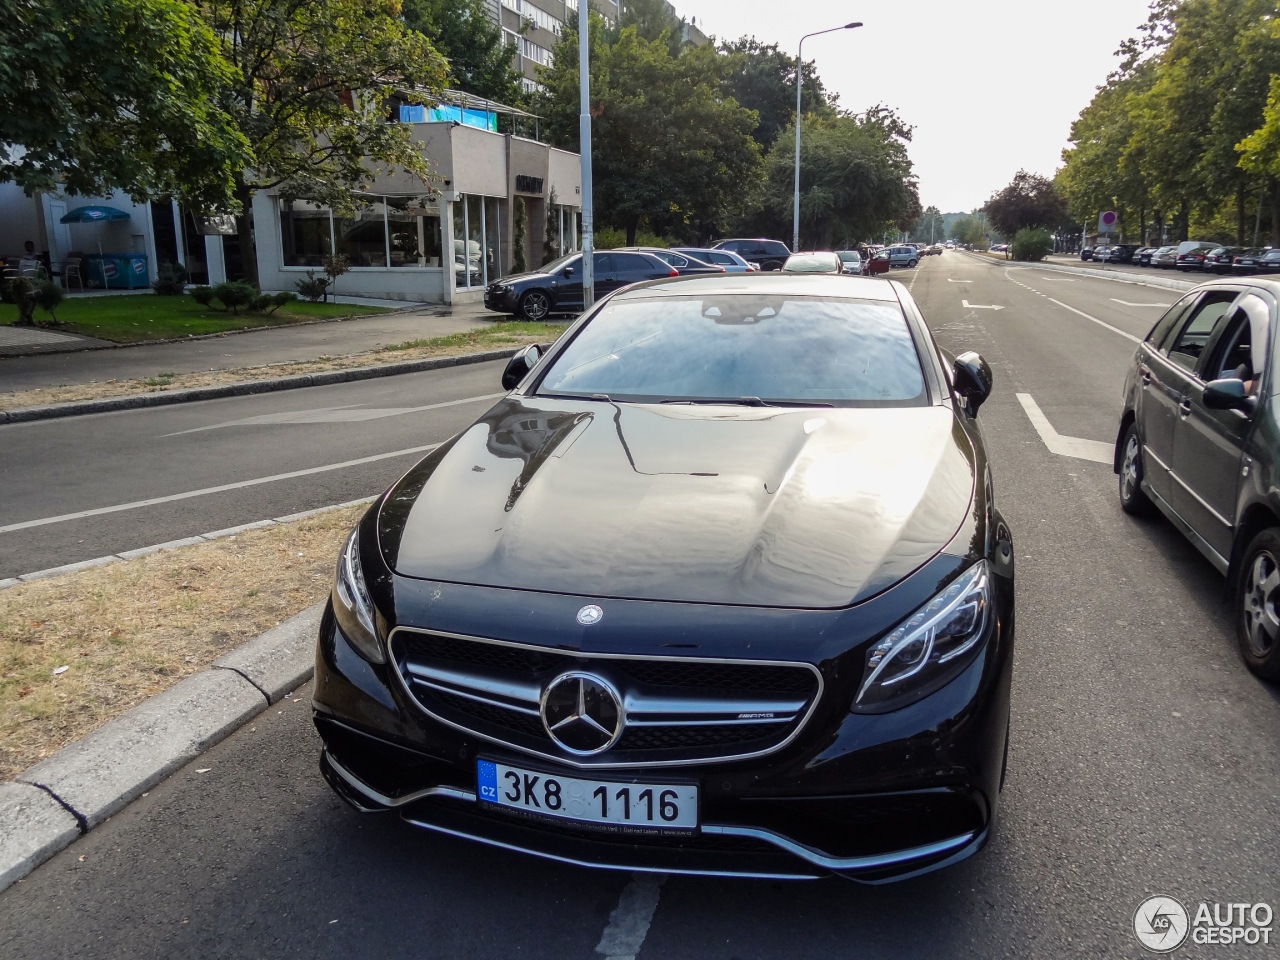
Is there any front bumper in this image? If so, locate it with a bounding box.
[483,288,519,313]
[311,561,1015,882]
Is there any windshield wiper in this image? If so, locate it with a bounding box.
[661,397,834,408]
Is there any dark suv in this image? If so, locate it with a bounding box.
[484,251,677,320]
[1115,278,1280,679]
[712,238,792,271]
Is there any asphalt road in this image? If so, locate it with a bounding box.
[3,254,1278,958]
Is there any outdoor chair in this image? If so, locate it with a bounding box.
[62,258,84,291]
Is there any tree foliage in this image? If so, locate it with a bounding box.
[0,0,248,209]
[1059,0,1280,244]
[985,170,1068,239]
[402,0,522,104]
[913,205,945,243]
[718,38,836,152]
[534,14,761,244]
[756,108,919,249]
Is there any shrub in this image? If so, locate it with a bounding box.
[211,280,256,314]
[152,262,188,295]
[249,294,273,313]
[4,277,35,323]
[512,198,526,273]
[34,279,64,321]
[1012,227,1053,262]
[295,270,329,302]
[266,291,296,313]
[190,285,216,306]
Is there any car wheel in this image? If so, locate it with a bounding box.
[908,259,918,268]
[1237,528,1280,680]
[1118,422,1154,516]
[518,290,551,321]
[762,260,782,271]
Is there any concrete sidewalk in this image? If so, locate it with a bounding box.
[0,302,497,394]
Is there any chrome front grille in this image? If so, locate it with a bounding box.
[388,628,823,768]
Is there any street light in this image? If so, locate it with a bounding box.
[793,22,862,254]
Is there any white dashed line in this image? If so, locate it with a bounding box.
[596,874,666,960]
[1044,298,1141,343]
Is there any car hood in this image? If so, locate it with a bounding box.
[379,397,976,609]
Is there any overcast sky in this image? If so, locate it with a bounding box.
[675,0,1155,212]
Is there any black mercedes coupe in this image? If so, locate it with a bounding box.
[314,274,1016,883]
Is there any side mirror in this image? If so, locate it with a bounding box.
[501,344,541,391]
[1203,377,1254,412]
[563,265,574,277]
[953,351,993,415]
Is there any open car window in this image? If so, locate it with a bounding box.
[535,295,927,407]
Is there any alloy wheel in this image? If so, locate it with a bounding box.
[1121,435,1141,502]
[1243,551,1280,658]
[521,291,550,321]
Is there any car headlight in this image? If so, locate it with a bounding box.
[853,561,991,712]
[332,527,385,664]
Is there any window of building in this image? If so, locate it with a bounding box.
[451,194,506,289]
[334,196,390,267]
[278,196,441,270]
[279,200,333,267]
[387,197,442,267]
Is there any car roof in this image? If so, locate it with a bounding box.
[1194,276,1280,296]
[611,273,900,302]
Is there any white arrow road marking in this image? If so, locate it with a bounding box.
[946,278,973,283]
[0,443,442,534]
[1046,297,1141,342]
[962,300,1004,310]
[1110,298,1172,307]
[596,874,666,960]
[1016,394,1112,463]
[167,392,504,435]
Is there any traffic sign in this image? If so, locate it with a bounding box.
[1098,210,1118,233]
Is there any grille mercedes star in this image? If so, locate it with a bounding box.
[388,629,824,768]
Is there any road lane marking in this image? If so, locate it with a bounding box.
[962,300,1004,311]
[1016,394,1113,464]
[0,443,443,535]
[596,874,666,960]
[947,278,973,283]
[1039,277,1076,281]
[1045,297,1142,343]
[167,392,504,435]
[1110,298,1171,307]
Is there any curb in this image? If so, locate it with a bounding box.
[0,347,519,425]
[0,601,326,892]
[960,251,1197,291]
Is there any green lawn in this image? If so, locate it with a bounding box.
[0,294,391,343]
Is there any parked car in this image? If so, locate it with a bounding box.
[866,249,891,275]
[615,247,725,276]
[1115,276,1280,679]
[945,241,956,249]
[671,247,758,273]
[1231,249,1271,274]
[711,238,792,271]
[317,271,1016,882]
[1080,246,1095,261]
[1175,241,1219,271]
[1152,246,1179,268]
[1202,246,1243,274]
[1260,250,1280,273]
[1091,244,1113,262]
[835,250,863,273]
[1101,244,1140,264]
[885,244,920,268]
[1135,247,1157,267]
[782,251,844,274]
[925,244,944,256]
[483,250,677,320]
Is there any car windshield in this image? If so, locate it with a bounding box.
[837,251,861,263]
[535,294,927,407]
[538,252,579,274]
[784,255,839,273]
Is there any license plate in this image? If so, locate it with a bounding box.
[477,760,698,831]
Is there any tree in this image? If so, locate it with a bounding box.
[913,205,945,243]
[985,171,1067,241]
[616,0,685,56]
[402,0,522,104]
[950,215,986,246]
[756,108,919,248]
[535,16,761,244]
[0,0,248,210]
[206,0,449,285]
[719,38,835,152]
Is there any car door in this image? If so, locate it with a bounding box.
[591,253,620,296]
[1170,291,1271,559]
[1139,290,1239,503]
[549,254,584,309]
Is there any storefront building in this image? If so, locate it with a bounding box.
[252,97,582,304]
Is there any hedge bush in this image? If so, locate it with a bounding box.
[1012,227,1053,262]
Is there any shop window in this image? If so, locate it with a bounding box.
[279,199,332,267]
[334,196,389,267]
[387,198,442,267]
[485,197,504,283]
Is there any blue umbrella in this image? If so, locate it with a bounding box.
[59,205,131,224]
[59,206,133,282]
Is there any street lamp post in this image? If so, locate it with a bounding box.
[793,22,861,254]
[579,7,595,308]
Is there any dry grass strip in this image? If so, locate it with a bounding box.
[0,322,567,413]
[0,503,367,780]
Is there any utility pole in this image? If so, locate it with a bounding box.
[579,5,594,308]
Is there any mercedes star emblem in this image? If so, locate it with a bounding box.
[540,672,624,754]
[576,604,604,625]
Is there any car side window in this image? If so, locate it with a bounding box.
[614,253,655,274]
[1206,294,1271,388]
[593,252,614,274]
[1148,294,1197,348]
[1166,292,1240,372]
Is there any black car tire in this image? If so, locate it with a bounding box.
[761,260,783,272]
[519,290,551,321]
[1237,527,1280,680]
[908,259,918,268]
[1118,422,1154,516]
